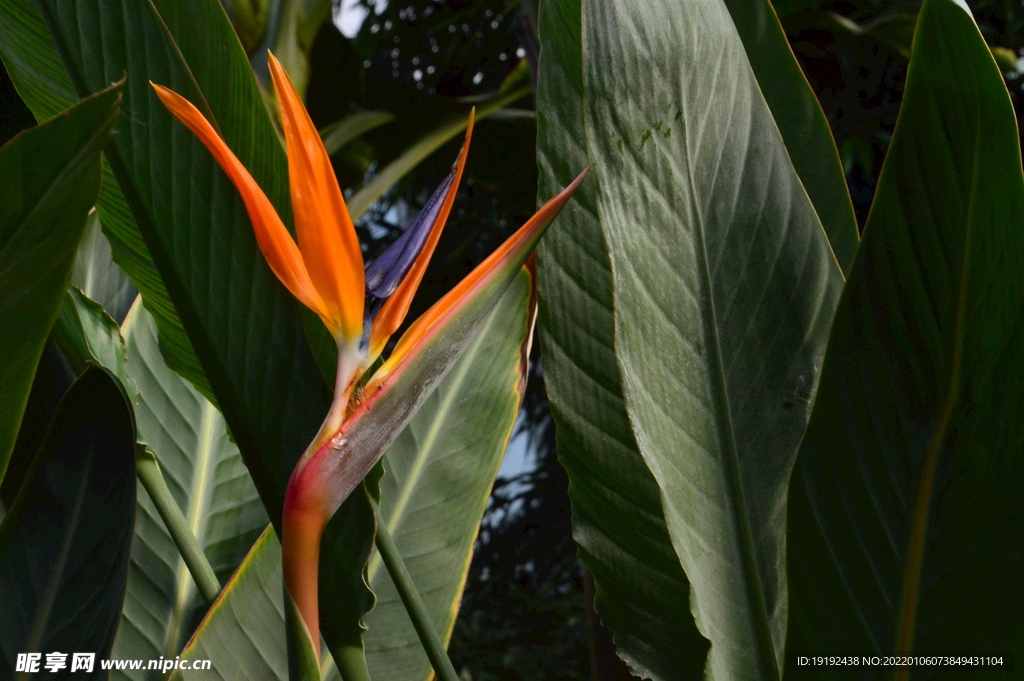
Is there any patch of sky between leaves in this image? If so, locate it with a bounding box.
[335,0,389,39]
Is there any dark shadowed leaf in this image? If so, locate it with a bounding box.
[0,82,120,485]
[0,366,137,678]
[787,1,1024,676]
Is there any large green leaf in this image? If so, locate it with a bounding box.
[722,0,859,273]
[534,0,708,677]
[0,365,137,678]
[0,82,120,485]
[30,0,377,666]
[363,266,534,681]
[112,300,269,677]
[0,0,211,403]
[170,526,289,681]
[32,0,326,515]
[786,0,1024,673]
[581,0,844,678]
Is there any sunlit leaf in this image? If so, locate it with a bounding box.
[534,0,708,676]
[581,0,844,677]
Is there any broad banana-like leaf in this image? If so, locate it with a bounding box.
[0,82,120,485]
[0,0,211,403]
[722,0,859,273]
[72,211,137,323]
[364,265,535,681]
[31,0,378,667]
[112,301,268,677]
[786,0,1024,674]
[0,365,136,677]
[582,0,844,678]
[534,0,708,677]
[170,527,289,681]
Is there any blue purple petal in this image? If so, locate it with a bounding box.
[364,167,457,301]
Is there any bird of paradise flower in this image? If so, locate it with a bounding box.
[152,54,586,670]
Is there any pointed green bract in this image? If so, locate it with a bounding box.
[364,266,534,681]
[0,82,121,485]
[581,0,844,678]
[787,0,1024,671]
[534,0,708,677]
[0,366,137,674]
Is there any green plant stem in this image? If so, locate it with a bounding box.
[134,445,221,603]
[371,499,460,681]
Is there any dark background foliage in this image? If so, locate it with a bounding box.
[2,1,1022,679]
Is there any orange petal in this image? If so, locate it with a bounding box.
[377,168,590,380]
[366,110,475,362]
[151,83,329,320]
[269,54,364,341]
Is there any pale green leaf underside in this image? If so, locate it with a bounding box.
[71,210,137,323]
[582,0,843,678]
[535,0,708,677]
[171,527,287,681]
[112,301,267,677]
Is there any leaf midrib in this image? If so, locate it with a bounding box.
[639,44,779,677]
[893,121,979,663]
